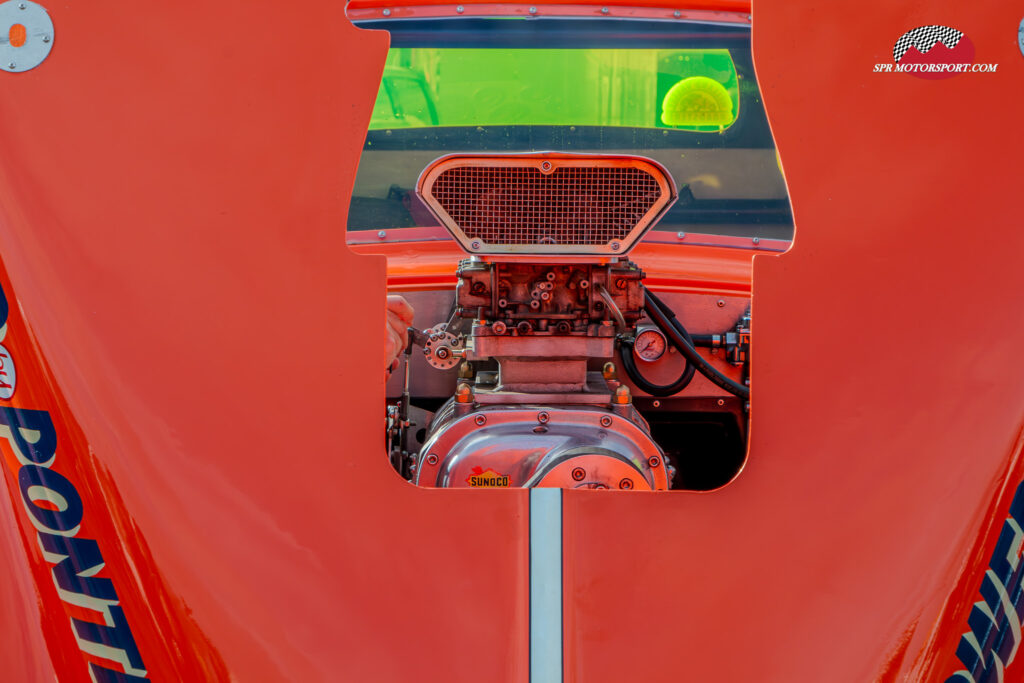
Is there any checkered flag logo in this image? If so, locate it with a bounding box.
[893,25,963,62]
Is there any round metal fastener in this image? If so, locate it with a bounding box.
[752,237,760,245]
[673,10,682,17]
[600,6,609,13]
[540,160,553,173]
[610,241,621,251]
[652,400,661,408]
[618,478,634,490]
[528,6,537,14]
[456,5,464,12]
[648,456,661,468]
[537,411,550,424]
[426,454,439,466]
[717,299,725,307]
[571,467,586,481]
[382,8,391,15]
[717,398,725,406]
[600,415,613,427]
[470,240,481,250]
[377,230,386,239]
[492,321,507,335]
[474,414,487,426]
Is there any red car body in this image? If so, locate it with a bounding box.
[0,0,1021,681]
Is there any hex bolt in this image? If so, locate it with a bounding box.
[717,299,725,307]
[537,411,550,424]
[426,454,439,466]
[474,415,487,426]
[600,415,613,427]
[648,456,661,468]
[618,478,634,490]
[571,467,586,481]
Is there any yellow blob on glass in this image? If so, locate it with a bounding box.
[660,76,734,128]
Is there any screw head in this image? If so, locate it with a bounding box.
[618,478,634,490]
[600,415,613,427]
[571,467,586,481]
[474,414,487,426]
[426,454,439,466]
[648,456,661,468]
[537,411,550,424]
[717,299,725,307]
[42,35,50,43]
[7,63,14,69]
[470,240,481,250]
[610,241,621,251]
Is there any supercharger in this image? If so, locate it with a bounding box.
[392,153,679,490]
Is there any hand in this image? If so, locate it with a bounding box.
[385,295,415,379]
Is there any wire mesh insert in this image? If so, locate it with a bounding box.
[429,165,663,247]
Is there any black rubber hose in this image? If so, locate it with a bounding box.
[644,290,751,400]
[619,335,696,397]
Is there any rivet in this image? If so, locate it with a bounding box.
[18,2,26,9]
[571,467,586,481]
[528,6,537,14]
[610,241,621,251]
[752,237,760,245]
[600,415,612,427]
[618,478,634,490]
[600,6,609,13]
[7,63,14,69]
[382,8,391,15]
[42,35,50,43]
[377,230,386,239]
[456,5,464,12]
[673,10,682,17]
[652,400,661,408]
[537,411,550,424]
[426,454,439,465]
[648,456,661,468]
[676,231,686,239]
[471,240,481,250]
[474,414,487,426]
[717,299,725,307]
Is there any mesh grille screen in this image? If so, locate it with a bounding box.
[430,166,662,246]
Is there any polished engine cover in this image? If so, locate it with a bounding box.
[415,404,669,490]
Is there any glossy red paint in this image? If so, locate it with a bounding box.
[0,1,1019,683]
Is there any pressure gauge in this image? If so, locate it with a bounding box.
[633,328,667,363]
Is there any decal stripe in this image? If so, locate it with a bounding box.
[530,488,562,683]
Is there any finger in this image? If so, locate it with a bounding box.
[386,295,415,326]
[386,312,410,349]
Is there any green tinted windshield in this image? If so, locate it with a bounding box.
[372,48,739,132]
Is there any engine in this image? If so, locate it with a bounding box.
[388,153,683,490]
